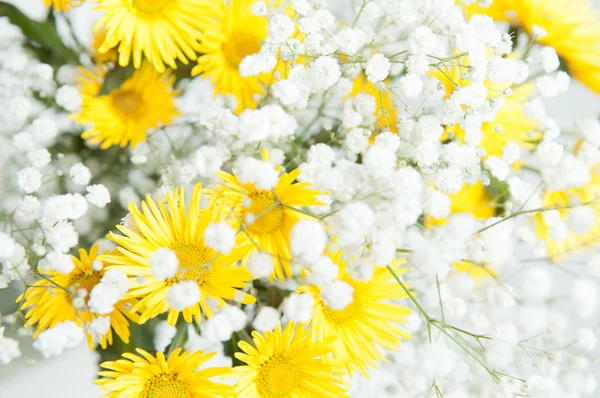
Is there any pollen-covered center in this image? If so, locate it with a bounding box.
[68,271,102,296]
[111,89,145,117]
[142,374,189,398]
[256,356,300,397]
[172,243,210,281]
[130,0,169,14]
[223,30,263,70]
[321,285,360,325]
[243,191,285,234]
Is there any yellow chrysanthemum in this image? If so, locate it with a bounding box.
[18,245,135,349]
[45,0,78,12]
[94,0,222,73]
[468,0,600,95]
[92,28,118,64]
[73,63,179,149]
[207,149,324,281]
[192,0,270,112]
[96,348,232,398]
[233,322,348,397]
[298,252,411,375]
[435,55,541,157]
[428,182,497,280]
[349,73,399,135]
[534,166,600,258]
[102,184,256,325]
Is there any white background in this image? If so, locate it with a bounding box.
[1,0,600,396]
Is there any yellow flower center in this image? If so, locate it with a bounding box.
[256,356,300,397]
[223,30,264,70]
[321,285,360,325]
[111,90,145,117]
[172,243,210,281]
[244,191,285,234]
[142,374,189,398]
[130,0,169,14]
[68,271,102,295]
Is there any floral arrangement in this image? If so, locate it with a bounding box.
[1,0,600,397]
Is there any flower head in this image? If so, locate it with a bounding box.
[19,245,136,349]
[233,322,348,397]
[73,64,179,149]
[96,348,232,397]
[94,0,223,72]
[102,184,256,325]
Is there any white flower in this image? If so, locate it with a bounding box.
[269,14,295,43]
[400,74,423,98]
[204,222,236,255]
[540,47,559,73]
[89,317,111,342]
[283,292,314,323]
[166,281,201,311]
[154,321,177,352]
[15,195,41,225]
[252,306,280,332]
[45,221,78,253]
[320,280,353,310]
[236,157,279,190]
[86,184,111,208]
[33,321,84,358]
[290,219,327,262]
[365,53,391,83]
[42,251,75,274]
[69,163,92,186]
[55,85,82,112]
[27,148,51,169]
[194,145,227,177]
[150,248,179,282]
[308,56,341,91]
[247,252,274,279]
[16,167,42,193]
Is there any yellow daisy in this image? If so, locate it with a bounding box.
[96,348,232,397]
[428,182,497,280]
[469,0,600,95]
[45,0,78,12]
[435,55,541,157]
[102,183,256,326]
[233,322,348,397]
[94,0,222,73]
[534,167,600,258]
[192,0,271,112]
[207,149,324,281]
[18,245,135,350]
[298,252,411,375]
[349,73,399,135]
[73,63,179,149]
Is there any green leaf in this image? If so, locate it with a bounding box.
[97,64,136,96]
[0,2,79,65]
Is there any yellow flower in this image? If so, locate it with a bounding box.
[96,348,232,398]
[428,182,498,280]
[298,252,411,375]
[18,245,135,350]
[45,0,78,12]
[348,73,399,135]
[233,322,348,397]
[207,149,324,281]
[94,0,222,73]
[102,184,255,325]
[534,168,600,258]
[73,63,179,149]
[435,54,541,157]
[469,0,600,95]
[192,0,270,113]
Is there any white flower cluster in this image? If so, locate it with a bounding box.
[0,2,599,397]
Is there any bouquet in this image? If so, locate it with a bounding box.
[1,0,600,396]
